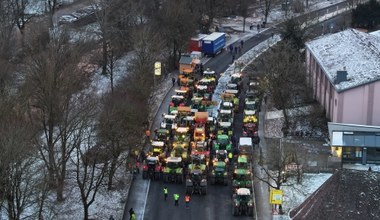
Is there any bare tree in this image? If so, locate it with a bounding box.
[262,0,277,27]
[347,0,363,9]
[73,111,108,220]
[257,43,311,130]
[23,28,93,201]
[154,0,197,69]
[237,0,250,32]
[0,95,45,220]
[8,0,34,35]
[255,139,303,213]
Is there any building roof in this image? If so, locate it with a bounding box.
[328,122,380,147]
[306,29,380,93]
[290,169,380,220]
[179,55,193,64]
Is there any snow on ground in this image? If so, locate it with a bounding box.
[9,0,354,219]
[273,173,332,219]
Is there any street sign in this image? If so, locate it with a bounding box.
[270,189,283,205]
[154,62,161,76]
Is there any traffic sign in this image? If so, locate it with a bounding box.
[154,62,161,76]
[270,189,283,205]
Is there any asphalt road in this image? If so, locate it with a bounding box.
[124,2,351,220]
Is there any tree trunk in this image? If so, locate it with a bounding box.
[83,204,89,220]
[102,39,108,75]
[47,114,56,188]
[243,17,246,32]
[107,158,117,191]
[56,175,64,201]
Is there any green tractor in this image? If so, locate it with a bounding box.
[162,157,184,184]
[186,155,208,195]
[232,188,254,216]
[232,168,252,191]
[210,161,228,185]
[213,134,232,152]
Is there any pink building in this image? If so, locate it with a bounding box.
[307,29,380,165]
[305,29,380,126]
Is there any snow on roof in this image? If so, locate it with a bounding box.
[237,188,251,195]
[202,32,225,41]
[370,30,380,38]
[306,29,380,93]
[191,34,208,41]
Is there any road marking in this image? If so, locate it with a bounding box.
[141,179,150,220]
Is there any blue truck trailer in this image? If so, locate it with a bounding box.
[202,32,226,56]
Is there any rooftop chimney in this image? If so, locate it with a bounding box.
[335,68,348,84]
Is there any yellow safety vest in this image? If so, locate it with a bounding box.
[228,152,233,159]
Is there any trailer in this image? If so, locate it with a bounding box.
[202,32,226,57]
[189,34,208,52]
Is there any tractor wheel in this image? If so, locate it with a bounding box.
[201,187,207,195]
[142,171,147,179]
[233,206,239,216]
[177,175,183,184]
[223,178,228,186]
[154,172,160,180]
[210,177,215,185]
[248,207,254,216]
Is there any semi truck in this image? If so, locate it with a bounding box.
[202,32,226,57]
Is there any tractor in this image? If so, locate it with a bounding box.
[232,188,254,216]
[161,114,177,131]
[243,114,258,139]
[150,141,167,160]
[222,90,239,112]
[153,128,170,143]
[191,141,210,165]
[162,157,184,183]
[169,95,185,113]
[210,161,228,185]
[232,168,252,192]
[172,127,191,153]
[142,156,163,180]
[186,155,207,195]
[193,112,208,142]
[213,134,232,152]
[217,121,233,137]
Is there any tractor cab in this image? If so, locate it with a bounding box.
[232,168,252,190]
[214,134,232,151]
[218,109,233,124]
[142,156,162,180]
[210,160,228,185]
[232,188,254,216]
[217,121,233,137]
[151,141,166,157]
[227,83,239,94]
[235,155,250,169]
[203,69,216,79]
[230,72,242,85]
[214,149,229,164]
[244,100,258,112]
[175,87,190,100]
[163,157,184,183]
[161,114,177,130]
[170,95,185,107]
[154,128,170,143]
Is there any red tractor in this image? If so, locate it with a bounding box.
[142,156,163,180]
